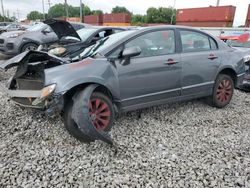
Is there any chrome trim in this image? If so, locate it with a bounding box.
[182,81,214,90]
[121,88,181,102]
[237,73,245,77]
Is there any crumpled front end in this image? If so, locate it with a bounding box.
[1,51,66,113]
[240,55,250,89]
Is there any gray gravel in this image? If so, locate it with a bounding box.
[1,65,250,187]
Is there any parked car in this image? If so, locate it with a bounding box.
[41,19,126,58]
[0,20,89,56]
[0,26,248,144]
[220,33,250,90]
[0,23,26,34]
[0,22,12,29]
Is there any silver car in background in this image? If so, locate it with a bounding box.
[0,22,88,56]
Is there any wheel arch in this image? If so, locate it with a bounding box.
[19,41,40,53]
[63,82,115,107]
[217,68,237,87]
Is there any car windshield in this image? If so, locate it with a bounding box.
[76,28,98,41]
[27,23,45,32]
[227,40,250,48]
[78,30,136,59]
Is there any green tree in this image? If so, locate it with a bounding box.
[0,15,13,22]
[92,10,103,15]
[111,6,130,14]
[48,3,92,18]
[27,11,44,20]
[146,7,158,23]
[131,14,146,25]
[146,7,176,24]
[48,3,65,18]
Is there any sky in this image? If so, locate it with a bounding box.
[2,0,250,26]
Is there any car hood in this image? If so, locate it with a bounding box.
[0,50,66,70]
[0,30,25,37]
[44,19,81,40]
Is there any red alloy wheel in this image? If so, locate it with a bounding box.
[89,98,111,131]
[216,79,233,104]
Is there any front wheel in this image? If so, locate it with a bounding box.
[207,74,234,108]
[63,92,115,142]
[21,43,38,52]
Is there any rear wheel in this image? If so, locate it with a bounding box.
[63,92,115,142]
[207,74,234,108]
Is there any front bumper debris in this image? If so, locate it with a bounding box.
[7,89,64,115]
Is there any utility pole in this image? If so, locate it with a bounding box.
[1,0,5,21]
[216,0,220,6]
[80,0,82,23]
[42,0,45,20]
[170,0,176,25]
[65,0,69,18]
[16,9,20,21]
[47,0,51,9]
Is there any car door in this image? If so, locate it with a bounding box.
[116,29,182,108]
[179,29,221,96]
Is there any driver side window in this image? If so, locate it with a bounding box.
[124,30,175,58]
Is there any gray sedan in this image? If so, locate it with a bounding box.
[0,26,248,144]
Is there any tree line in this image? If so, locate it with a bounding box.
[27,4,176,25]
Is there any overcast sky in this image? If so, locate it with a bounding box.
[2,0,249,26]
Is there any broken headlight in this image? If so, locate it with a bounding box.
[32,84,56,105]
[243,55,250,63]
[48,47,66,56]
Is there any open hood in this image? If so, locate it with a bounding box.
[0,50,65,70]
[44,19,81,41]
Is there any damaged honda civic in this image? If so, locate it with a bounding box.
[0,26,249,145]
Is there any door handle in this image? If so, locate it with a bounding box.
[165,58,179,65]
[208,54,218,60]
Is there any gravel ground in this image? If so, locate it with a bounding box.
[1,65,250,187]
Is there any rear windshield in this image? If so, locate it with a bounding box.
[77,28,98,41]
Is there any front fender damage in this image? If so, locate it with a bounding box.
[71,84,113,145]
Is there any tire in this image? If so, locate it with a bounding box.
[21,43,38,52]
[63,92,115,142]
[63,102,92,142]
[207,74,234,108]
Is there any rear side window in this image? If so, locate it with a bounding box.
[125,30,176,58]
[209,38,218,50]
[180,30,211,52]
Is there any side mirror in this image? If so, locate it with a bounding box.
[42,30,50,35]
[121,46,141,65]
